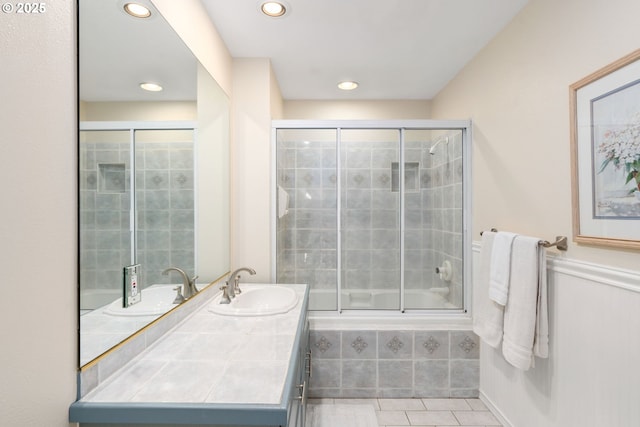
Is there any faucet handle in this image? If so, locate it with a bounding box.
[219,284,231,304]
[190,275,199,293]
[172,286,186,304]
[233,275,242,294]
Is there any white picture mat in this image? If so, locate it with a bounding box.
[575,58,640,240]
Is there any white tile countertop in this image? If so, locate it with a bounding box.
[70,284,309,425]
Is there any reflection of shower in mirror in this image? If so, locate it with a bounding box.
[429,136,449,155]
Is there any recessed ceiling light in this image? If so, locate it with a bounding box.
[338,81,359,91]
[261,1,287,17]
[140,82,163,92]
[124,3,151,18]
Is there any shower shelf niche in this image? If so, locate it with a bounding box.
[97,163,126,193]
[391,161,420,192]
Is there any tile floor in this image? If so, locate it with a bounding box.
[308,398,502,427]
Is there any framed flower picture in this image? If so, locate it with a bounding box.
[570,49,640,249]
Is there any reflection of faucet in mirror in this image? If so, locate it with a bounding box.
[162,267,199,300]
[223,267,256,300]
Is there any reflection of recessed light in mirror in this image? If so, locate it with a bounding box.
[124,3,151,18]
[140,82,163,92]
[338,81,359,91]
[261,1,287,17]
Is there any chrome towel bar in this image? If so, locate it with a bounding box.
[480,229,568,251]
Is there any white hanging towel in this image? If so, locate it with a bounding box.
[489,231,518,305]
[502,235,549,370]
[472,230,505,348]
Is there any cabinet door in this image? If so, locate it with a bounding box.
[289,322,310,427]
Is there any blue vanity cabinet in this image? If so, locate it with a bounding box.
[287,317,310,427]
[70,284,311,427]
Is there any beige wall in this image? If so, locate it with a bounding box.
[432,0,640,425]
[284,99,431,120]
[231,59,282,280]
[151,0,233,97]
[431,0,640,270]
[0,2,78,426]
[81,101,196,121]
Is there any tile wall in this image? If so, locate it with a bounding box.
[79,137,194,307]
[309,329,479,398]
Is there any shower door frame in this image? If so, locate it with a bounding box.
[79,120,198,287]
[271,119,472,315]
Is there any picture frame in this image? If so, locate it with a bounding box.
[570,49,640,250]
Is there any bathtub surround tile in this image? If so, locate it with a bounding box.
[415,331,449,359]
[310,360,341,388]
[309,330,478,399]
[378,360,413,388]
[311,388,342,398]
[450,360,479,390]
[377,388,414,399]
[311,331,340,358]
[342,331,376,359]
[450,331,479,359]
[340,388,378,398]
[342,360,377,388]
[379,331,413,359]
[351,335,370,353]
[414,359,449,390]
[451,388,480,398]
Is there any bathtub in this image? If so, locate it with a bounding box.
[308,287,470,331]
[307,286,476,398]
[309,287,456,309]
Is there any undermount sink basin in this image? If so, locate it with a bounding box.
[208,284,298,316]
[104,285,179,317]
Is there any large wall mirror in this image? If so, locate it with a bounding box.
[79,0,230,367]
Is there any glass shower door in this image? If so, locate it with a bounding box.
[274,121,470,314]
[340,129,401,310]
[79,128,196,310]
[79,129,133,311]
[275,129,338,310]
[134,129,196,287]
[403,129,464,310]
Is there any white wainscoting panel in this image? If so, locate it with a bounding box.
[472,243,640,427]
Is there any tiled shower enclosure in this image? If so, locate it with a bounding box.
[274,121,470,313]
[79,126,195,310]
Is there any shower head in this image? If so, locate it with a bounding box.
[429,136,449,155]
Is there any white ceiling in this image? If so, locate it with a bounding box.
[201,0,529,100]
[79,0,197,102]
[80,0,529,102]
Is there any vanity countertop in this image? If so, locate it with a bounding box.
[70,284,309,426]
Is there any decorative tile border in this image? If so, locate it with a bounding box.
[309,329,479,398]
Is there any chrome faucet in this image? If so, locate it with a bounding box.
[162,267,199,300]
[221,267,256,301]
